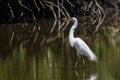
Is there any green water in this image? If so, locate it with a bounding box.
[0,18,120,80]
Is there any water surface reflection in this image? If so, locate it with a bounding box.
[0,18,120,80]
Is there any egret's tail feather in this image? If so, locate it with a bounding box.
[91,54,97,62]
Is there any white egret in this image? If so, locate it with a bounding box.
[65,17,97,67]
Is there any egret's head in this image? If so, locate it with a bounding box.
[62,17,78,29]
[71,17,77,23]
[71,17,78,29]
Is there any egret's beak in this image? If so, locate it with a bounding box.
[62,18,71,22]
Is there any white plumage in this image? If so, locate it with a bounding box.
[68,17,97,65]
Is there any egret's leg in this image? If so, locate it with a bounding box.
[82,56,85,67]
[74,53,80,68]
[74,60,78,68]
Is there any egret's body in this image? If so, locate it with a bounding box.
[68,17,97,67]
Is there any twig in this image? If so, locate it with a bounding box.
[8,3,14,19]
[50,20,57,33]
[33,0,40,11]
[60,4,70,18]
[94,0,105,33]
[39,1,45,9]
[44,1,57,19]
[57,0,61,18]
[19,1,36,21]
[66,0,75,7]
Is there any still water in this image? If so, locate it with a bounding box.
[0,17,120,80]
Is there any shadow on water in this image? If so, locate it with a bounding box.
[0,17,120,80]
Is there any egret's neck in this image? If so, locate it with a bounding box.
[69,28,75,40]
[69,22,78,47]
